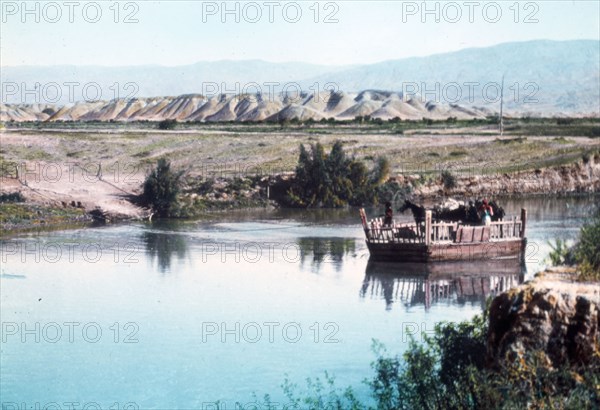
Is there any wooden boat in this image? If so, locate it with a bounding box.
[359,208,528,263]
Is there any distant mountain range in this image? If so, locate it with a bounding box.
[1,40,598,120]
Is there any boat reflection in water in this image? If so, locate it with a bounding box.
[361,259,525,310]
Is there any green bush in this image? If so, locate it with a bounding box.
[140,159,184,217]
[195,178,215,195]
[547,238,577,266]
[575,212,600,280]
[441,170,457,190]
[286,141,391,208]
[0,192,25,203]
[157,119,177,130]
[267,311,599,410]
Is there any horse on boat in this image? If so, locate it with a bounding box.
[398,200,426,224]
[434,205,468,223]
[397,200,427,237]
[399,199,505,226]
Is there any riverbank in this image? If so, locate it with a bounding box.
[1,126,598,234]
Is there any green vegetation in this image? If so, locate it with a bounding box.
[548,211,600,281]
[250,312,599,410]
[363,318,598,409]
[574,212,600,281]
[157,119,178,130]
[547,238,576,266]
[6,117,599,138]
[286,141,390,207]
[140,158,185,217]
[0,192,25,203]
[0,203,87,234]
[0,156,18,178]
[440,170,457,190]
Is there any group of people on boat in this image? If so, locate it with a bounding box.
[476,199,494,226]
[384,198,499,227]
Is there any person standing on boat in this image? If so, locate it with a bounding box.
[479,199,494,226]
[467,200,479,224]
[384,201,393,227]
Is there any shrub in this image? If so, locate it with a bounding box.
[368,310,599,409]
[441,170,457,190]
[0,192,25,203]
[556,118,574,126]
[575,212,600,280]
[547,238,577,266]
[158,119,177,130]
[286,141,391,208]
[195,178,215,195]
[140,159,184,217]
[273,311,600,409]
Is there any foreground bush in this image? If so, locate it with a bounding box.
[255,312,599,410]
[575,211,600,280]
[548,210,600,281]
[140,159,184,217]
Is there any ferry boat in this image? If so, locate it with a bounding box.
[359,208,528,263]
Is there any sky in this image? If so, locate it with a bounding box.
[1,0,599,67]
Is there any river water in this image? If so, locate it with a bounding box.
[0,196,596,408]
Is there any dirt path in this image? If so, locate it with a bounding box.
[1,165,150,220]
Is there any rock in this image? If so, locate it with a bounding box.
[487,269,599,368]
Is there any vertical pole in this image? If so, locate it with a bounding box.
[520,208,527,238]
[425,210,432,245]
[500,74,505,136]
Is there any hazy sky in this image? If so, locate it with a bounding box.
[2,0,599,66]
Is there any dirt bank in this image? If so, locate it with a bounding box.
[0,128,598,232]
[404,155,600,199]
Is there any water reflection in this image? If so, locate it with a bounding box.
[361,260,525,310]
[500,196,599,222]
[297,237,357,271]
[142,229,188,273]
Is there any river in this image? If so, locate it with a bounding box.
[0,196,596,408]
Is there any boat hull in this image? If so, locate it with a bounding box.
[366,238,527,263]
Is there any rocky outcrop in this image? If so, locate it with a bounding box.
[487,268,600,368]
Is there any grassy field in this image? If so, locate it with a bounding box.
[2,119,599,180]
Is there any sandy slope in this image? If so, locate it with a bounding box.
[1,91,494,123]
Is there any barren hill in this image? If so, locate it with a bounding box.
[1,91,497,122]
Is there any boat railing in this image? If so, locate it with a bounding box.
[359,208,527,245]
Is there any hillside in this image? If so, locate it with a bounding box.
[0,91,495,122]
